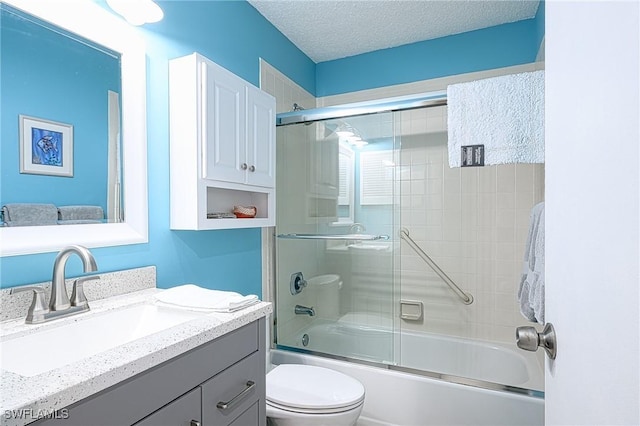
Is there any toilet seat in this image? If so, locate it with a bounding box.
[267,399,363,415]
[266,364,365,414]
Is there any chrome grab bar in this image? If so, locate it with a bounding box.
[277,233,390,241]
[400,228,473,305]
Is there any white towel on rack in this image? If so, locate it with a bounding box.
[447,70,545,167]
[518,202,545,324]
[154,284,259,313]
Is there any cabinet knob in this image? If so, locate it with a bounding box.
[241,163,248,170]
[249,165,256,172]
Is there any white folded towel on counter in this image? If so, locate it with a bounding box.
[154,284,259,312]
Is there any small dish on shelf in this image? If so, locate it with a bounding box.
[233,205,257,218]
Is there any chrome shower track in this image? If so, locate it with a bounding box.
[276,91,447,126]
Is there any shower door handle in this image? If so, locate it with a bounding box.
[516,323,557,359]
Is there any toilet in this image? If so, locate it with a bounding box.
[266,364,365,426]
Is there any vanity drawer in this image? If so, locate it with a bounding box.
[134,387,201,426]
[201,352,265,426]
[229,401,260,426]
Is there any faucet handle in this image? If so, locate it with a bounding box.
[70,275,100,309]
[10,286,48,323]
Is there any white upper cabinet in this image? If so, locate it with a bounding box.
[169,53,276,230]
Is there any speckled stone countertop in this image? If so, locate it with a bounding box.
[0,268,272,426]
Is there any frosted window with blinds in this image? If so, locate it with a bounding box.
[359,150,394,205]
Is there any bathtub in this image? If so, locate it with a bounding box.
[283,318,543,391]
[273,319,544,425]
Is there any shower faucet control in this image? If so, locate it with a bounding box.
[290,272,307,295]
[294,305,315,317]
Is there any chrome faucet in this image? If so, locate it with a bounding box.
[50,245,98,311]
[10,245,100,324]
[294,305,315,317]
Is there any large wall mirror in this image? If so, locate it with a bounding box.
[0,0,148,256]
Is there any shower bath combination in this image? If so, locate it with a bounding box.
[271,92,545,424]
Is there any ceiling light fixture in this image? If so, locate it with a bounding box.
[106,0,164,26]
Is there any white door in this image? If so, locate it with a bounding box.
[545,1,639,424]
[246,86,276,187]
[202,59,246,184]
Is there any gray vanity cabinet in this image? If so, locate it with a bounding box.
[33,319,266,426]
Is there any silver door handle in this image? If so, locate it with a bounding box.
[516,323,557,359]
[249,165,255,172]
[216,381,255,411]
[241,163,248,170]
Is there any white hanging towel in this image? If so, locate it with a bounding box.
[154,284,259,312]
[518,202,545,324]
[447,70,545,168]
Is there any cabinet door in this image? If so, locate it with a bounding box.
[202,59,246,184]
[246,87,275,188]
[134,387,201,426]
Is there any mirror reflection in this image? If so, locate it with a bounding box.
[0,4,123,227]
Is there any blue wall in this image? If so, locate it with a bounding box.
[0,0,543,297]
[0,1,314,295]
[1,5,119,216]
[316,17,542,97]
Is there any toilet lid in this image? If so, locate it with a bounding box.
[266,364,365,411]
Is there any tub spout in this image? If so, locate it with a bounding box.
[294,305,315,317]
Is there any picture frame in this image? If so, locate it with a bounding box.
[19,114,73,177]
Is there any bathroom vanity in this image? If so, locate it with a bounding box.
[0,267,271,426]
[34,320,265,426]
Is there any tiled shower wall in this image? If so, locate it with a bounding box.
[260,59,316,115]
[261,60,546,346]
[398,106,545,343]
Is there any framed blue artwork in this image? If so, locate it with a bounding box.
[19,115,73,177]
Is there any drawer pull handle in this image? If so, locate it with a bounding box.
[190,421,201,426]
[216,380,255,411]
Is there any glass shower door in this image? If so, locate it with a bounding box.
[274,112,399,365]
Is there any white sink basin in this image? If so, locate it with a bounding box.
[1,303,205,377]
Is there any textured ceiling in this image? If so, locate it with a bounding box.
[247,0,540,63]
